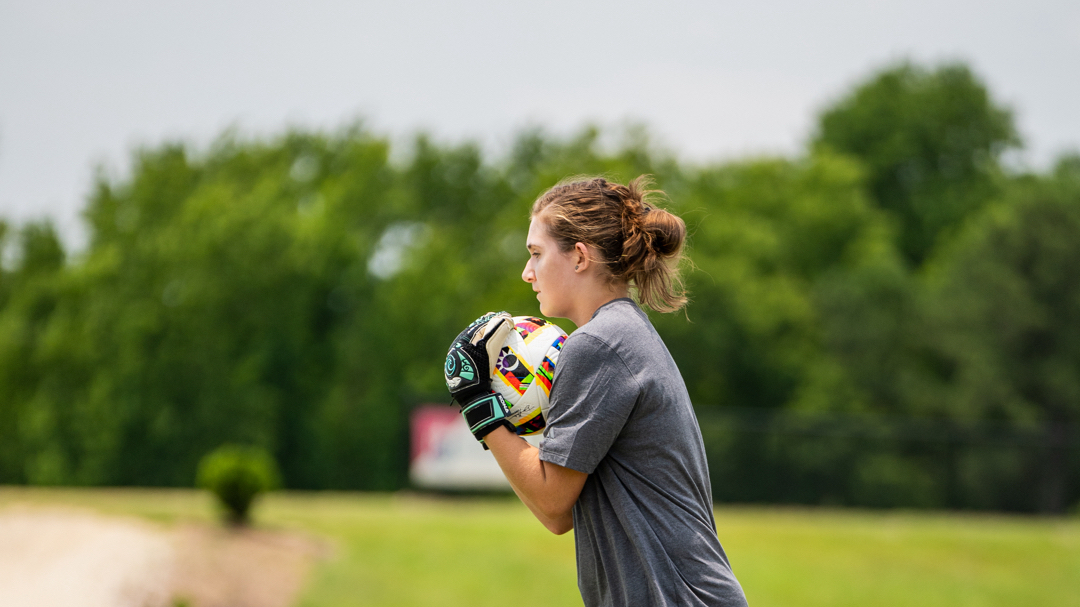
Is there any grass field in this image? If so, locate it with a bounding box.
[1,487,1077,607]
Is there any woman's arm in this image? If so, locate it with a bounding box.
[483,426,588,535]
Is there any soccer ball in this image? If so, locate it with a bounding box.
[491,316,567,436]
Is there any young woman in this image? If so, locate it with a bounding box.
[444,176,748,607]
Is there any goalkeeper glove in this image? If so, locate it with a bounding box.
[444,311,515,445]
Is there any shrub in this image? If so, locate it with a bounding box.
[196,444,281,526]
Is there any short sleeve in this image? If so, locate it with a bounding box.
[538,333,641,474]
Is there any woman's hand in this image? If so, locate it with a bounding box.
[444,312,515,444]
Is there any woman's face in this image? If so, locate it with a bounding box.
[522,217,579,319]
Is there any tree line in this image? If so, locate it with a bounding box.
[1,61,1078,512]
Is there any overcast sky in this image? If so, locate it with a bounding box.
[2,0,1078,250]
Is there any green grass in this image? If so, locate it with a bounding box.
[717,508,1080,607]
[1,487,1078,607]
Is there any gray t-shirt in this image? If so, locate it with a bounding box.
[540,298,747,607]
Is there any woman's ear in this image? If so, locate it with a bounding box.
[573,242,589,272]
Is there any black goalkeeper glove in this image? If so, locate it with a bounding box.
[444,311,515,446]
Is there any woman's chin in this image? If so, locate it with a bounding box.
[538,302,558,318]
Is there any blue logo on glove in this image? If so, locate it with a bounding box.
[445,348,477,391]
[457,351,475,380]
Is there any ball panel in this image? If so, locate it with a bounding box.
[533,333,565,397]
[516,411,546,435]
[513,317,546,342]
[494,345,534,396]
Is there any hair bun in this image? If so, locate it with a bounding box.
[621,177,683,259]
[644,209,685,258]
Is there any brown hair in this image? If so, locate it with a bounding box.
[531,175,688,313]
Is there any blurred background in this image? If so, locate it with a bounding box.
[1,1,1080,605]
[2,0,1080,509]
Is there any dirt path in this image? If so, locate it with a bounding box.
[0,508,324,607]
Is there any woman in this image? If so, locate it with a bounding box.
[444,176,748,607]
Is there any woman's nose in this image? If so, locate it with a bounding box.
[522,261,534,283]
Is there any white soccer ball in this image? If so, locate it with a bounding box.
[491,316,567,436]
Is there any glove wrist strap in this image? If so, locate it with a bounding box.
[460,393,511,439]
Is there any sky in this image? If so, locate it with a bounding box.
[2,0,1079,251]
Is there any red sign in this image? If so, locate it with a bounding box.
[409,405,510,490]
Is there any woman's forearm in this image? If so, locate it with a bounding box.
[484,426,586,534]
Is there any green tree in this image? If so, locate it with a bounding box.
[814,62,1020,265]
[0,221,68,483]
[652,153,924,504]
[924,160,1080,512]
[658,152,889,415]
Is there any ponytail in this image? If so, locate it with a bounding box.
[531,175,688,313]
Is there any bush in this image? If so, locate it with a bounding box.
[196,444,281,526]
